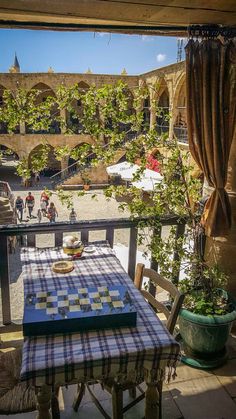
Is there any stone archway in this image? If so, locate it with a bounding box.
[143,96,150,131]
[0,84,20,134]
[0,144,20,184]
[0,84,8,134]
[68,142,93,167]
[156,84,170,135]
[26,83,60,134]
[28,144,60,176]
[66,82,90,134]
[0,144,19,160]
[173,77,187,143]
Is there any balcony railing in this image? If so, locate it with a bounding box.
[174,126,188,143]
[0,215,186,330]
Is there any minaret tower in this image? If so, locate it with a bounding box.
[9,53,20,73]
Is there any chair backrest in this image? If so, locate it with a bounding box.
[134,263,185,334]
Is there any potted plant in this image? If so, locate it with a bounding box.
[107,136,236,368]
[81,172,91,191]
[177,246,236,368]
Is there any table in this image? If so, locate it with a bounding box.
[20,242,180,418]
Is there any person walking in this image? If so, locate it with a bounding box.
[69,208,77,222]
[37,208,42,223]
[25,192,35,218]
[40,199,47,216]
[47,202,58,223]
[41,191,50,208]
[34,172,40,186]
[15,196,24,222]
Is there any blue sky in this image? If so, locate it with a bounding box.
[0,29,185,75]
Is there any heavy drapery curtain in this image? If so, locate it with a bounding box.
[186,38,236,237]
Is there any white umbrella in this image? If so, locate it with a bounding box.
[118,165,140,181]
[132,178,162,192]
[142,168,163,181]
[121,167,163,182]
[106,161,137,176]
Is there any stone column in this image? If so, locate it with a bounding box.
[61,157,68,171]
[166,79,174,140]
[20,122,25,134]
[149,87,156,130]
[204,132,236,297]
[60,109,67,134]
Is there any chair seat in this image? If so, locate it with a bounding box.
[0,348,37,414]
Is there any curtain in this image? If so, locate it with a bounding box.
[186,38,236,237]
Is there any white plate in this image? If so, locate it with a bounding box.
[83,246,96,253]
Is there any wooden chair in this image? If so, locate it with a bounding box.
[0,346,60,418]
[74,263,184,419]
[134,263,185,335]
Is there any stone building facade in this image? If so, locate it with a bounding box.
[0,59,187,185]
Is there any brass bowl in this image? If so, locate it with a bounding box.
[63,246,84,255]
[52,260,74,274]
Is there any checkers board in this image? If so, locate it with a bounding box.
[23,285,137,336]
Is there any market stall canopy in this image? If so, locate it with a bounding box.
[0,1,235,36]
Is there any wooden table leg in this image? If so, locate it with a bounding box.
[36,384,52,419]
[73,383,85,412]
[112,383,123,419]
[145,382,160,419]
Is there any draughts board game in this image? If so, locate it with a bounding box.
[23,285,137,336]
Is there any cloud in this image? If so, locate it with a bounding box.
[141,35,154,42]
[156,53,166,62]
[97,32,110,37]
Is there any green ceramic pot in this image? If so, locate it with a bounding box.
[179,291,236,363]
[179,308,236,356]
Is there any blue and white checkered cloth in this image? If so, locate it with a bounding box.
[20,243,180,386]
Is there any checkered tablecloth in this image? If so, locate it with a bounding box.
[20,243,180,386]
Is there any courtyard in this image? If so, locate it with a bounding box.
[0,3,236,418]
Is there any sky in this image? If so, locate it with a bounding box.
[0,29,185,75]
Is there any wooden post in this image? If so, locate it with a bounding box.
[112,383,123,419]
[145,382,160,419]
[128,226,138,280]
[172,222,186,285]
[150,225,162,296]
[36,385,52,419]
[55,232,63,247]
[106,227,114,247]
[81,229,89,243]
[0,235,11,325]
[27,233,36,247]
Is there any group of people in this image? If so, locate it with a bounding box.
[15,192,58,223]
[15,192,78,223]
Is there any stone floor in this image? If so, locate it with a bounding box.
[0,331,236,419]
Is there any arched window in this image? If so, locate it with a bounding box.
[66,81,90,134]
[28,144,60,176]
[173,80,188,143]
[156,89,169,135]
[68,143,93,168]
[0,85,20,134]
[26,83,61,134]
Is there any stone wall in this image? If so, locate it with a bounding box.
[0,62,187,185]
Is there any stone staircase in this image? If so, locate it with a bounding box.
[50,134,133,187]
[0,182,15,225]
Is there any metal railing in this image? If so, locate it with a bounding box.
[50,131,137,186]
[174,126,188,144]
[0,215,186,330]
